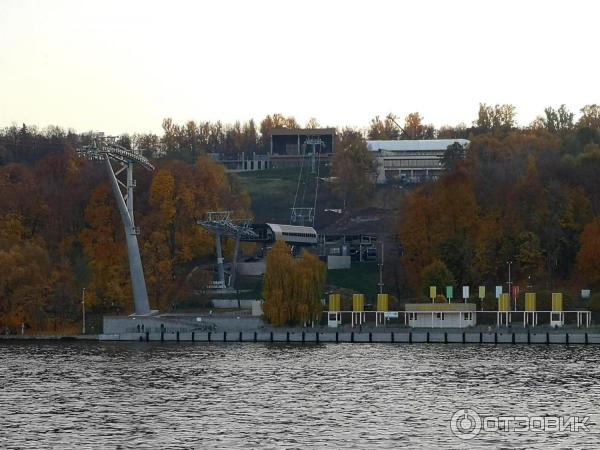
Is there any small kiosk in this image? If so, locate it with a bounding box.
[404,303,476,328]
[375,294,389,326]
[327,293,341,328]
[524,292,537,326]
[351,294,365,327]
[497,293,511,326]
[550,293,564,328]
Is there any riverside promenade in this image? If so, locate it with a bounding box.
[98,327,600,344]
[3,328,600,344]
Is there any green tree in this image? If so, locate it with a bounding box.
[441,142,466,171]
[542,105,574,133]
[420,259,455,297]
[516,231,545,281]
[578,104,600,129]
[331,129,377,207]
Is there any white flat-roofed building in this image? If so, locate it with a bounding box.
[367,139,470,184]
[405,303,477,328]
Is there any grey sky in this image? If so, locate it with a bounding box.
[1,0,598,134]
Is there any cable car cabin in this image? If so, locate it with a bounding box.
[245,223,318,249]
[267,223,318,246]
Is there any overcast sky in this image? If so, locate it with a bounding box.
[1,0,598,135]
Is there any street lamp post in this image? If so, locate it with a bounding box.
[82,288,86,335]
[378,241,384,294]
[507,260,514,311]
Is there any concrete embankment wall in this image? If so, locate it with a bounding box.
[99,330,600,344]
[103,315,264,334]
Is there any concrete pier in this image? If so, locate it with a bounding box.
[98,329,600,344]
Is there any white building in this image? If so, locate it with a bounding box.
[367,139,470,184]
[405,303,477,328]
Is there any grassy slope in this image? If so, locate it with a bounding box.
[238,168,385,297]
[326,263,380,299]
[237,167,335,223]
[237,168,303,223]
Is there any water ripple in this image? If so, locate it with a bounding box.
[0,342,599,449]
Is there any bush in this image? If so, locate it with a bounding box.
[588,293,600,312]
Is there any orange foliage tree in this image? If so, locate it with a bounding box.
[80,186,131,313]
[576,219,600,287]
[0,214,53,329]
[399,167,479,291]
[262,241,325,326]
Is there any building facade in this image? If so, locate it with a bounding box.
[270,128,335,168]
[367,139,470,184]
[404,303,477,328]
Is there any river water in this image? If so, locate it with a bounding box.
[1,342,599,449]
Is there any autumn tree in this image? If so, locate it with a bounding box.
[80,186,131,313]
[0,214,53,330]
[542,105,574,134]
[437,123,468,139]
[399,167,480,290]
[262,241,326,326]
[367,115,399,140]
[474,103,516,133]
[305,117,320,129]
[141,156,251,308]
[403,112,435,140]
[578,104,600,129]
[292,251,326,324]
[516,231,545,281]
[259,113,299,152]
[331,129,377,207]
[262,241,295,326]
[576,218,600,287]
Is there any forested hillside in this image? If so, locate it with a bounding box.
[2,104,600,331]
[0,126,251,332]
[397,105,600,298]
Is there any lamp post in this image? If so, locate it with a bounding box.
[507,260,514,311]
[378,241,384,294]
[82,288,86,335]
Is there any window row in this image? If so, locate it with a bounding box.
[383,159,442,168]
[282,231,315,238]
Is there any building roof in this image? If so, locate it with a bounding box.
[266,223,318,235]
[271,128,335,136]
[367,139,470,152]
[405,303,477,311]
[318,207,395,236]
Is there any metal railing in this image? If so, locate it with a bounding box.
[323,310,592,328]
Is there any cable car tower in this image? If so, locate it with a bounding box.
[290,136,325,226]
[198,211,257,290]
[78,135,157,316]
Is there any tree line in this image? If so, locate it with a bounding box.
[1,103,600,330]
[395,105,600,302]
[0,135,250,332]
